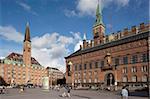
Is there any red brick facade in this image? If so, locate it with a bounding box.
[65,4,150,89]
[65,23,149,89]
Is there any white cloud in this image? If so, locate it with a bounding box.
[0,26,24,43]
[0,25,82,72]
[106,23,113,29]
[65,0,130,17]
[0,57,5,59]
[77,0,98,16]
[115,0,129,7]
[18,2,31,11]
[64,9,78,17]
[17,2,38,16]
[58,35,74,45]
[74,40,83,51]
[31,32,82,72]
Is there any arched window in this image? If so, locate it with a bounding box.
[89,79,92,83]
[94,78,98,83]
[83,72,86,78]
[122,76,128,82]
[83,79,86,83]
[142,75,147,82]
[75,79,77,83]
[132,75,137,82]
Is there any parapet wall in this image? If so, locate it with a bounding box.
[81,22,150,49]
[105,22,150,43]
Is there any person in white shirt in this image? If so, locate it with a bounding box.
[121,86,129,99]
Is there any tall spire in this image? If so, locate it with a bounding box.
[24,22,31,42]
[83,32,87,40]
[96,0,102,15]
[94,0,103,27]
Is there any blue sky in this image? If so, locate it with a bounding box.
[0,0,149,72]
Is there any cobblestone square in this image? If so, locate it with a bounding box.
[0,88,148,99]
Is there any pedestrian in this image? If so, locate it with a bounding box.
[65,85,71,98]
[0,88,2,94]
[19,86,24,93]
[60,84,71,98]
[121,86,129,99]
[2,86,6,94]
[60,85,67,97]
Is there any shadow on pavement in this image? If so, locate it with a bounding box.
[129,91,149,97]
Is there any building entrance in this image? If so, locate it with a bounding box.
[106,73,115,86]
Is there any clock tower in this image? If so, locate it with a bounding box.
[23,22,31,83]
[93,1,105,46]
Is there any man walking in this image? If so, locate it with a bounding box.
[121,86,129,99]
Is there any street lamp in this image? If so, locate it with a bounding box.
[115,65,118,91]
[50,69,53,89]
[68,61,74,89]
[147,33,150,97]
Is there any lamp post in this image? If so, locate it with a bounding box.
[50,68,52,89]
[115,65,118,91]
[147,33,150,97]
[68,61,74,89]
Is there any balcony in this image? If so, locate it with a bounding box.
[101,66,113,71]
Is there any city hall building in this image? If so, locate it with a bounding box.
[65,3,150,89]
[0,23,46,86]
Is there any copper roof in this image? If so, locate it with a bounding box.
[6,52,41,65]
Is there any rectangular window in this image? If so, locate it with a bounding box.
[141,54,148,62]
[89,71,92,76]
[84,64,87,70]
[115,58,119,66]
[89,63,92,69]
[78,72,81,77]
[75,65,77,71]
[101,61,104,67]
[131,66,137,73]
[95,62,98,68]
[141,66,147,72]
[94,71,98,76]
[79,64,82,70]
[123,56,128,64]
[122,67,127,73]
[83,79,86,83]
[131,55,138,64]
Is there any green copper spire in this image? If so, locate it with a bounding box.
[96,1,101,16]
[94,0,103,27]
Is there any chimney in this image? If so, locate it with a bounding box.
[131,26,137,34]
[105,35,109,42]
[117,31,121,39]
[83,40,87,49]
[90,40,92,47]
[123,28,128,36]
[140,23,145,31]
[86,41,89,48]
[80,45,82,50]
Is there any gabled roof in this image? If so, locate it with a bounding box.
[6,52,41,66]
